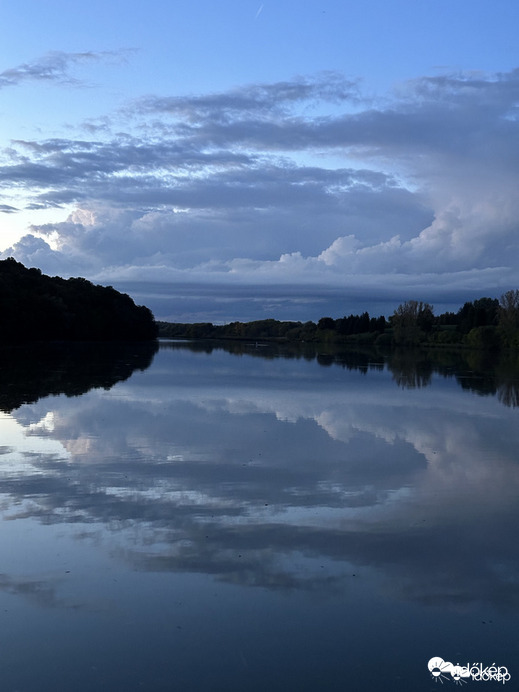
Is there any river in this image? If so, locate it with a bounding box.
[0,340,517,690]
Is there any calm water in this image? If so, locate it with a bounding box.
[0,341,518,691]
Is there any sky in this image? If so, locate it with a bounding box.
[0,0,518,322]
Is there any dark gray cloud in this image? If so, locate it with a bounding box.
[114,281,474,323]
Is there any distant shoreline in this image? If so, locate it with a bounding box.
[157,291,519,351]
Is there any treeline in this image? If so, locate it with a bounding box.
[158,315,386,342]
[158,291,519,351]
[0,258,157,341]
[390,295,519,349]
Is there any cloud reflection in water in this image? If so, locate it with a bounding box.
[1,343,518,613]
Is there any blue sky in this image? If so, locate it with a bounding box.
[1,1,519,321]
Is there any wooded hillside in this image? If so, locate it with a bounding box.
[0,258,157,341]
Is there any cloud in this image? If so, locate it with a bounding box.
[135,72,360,122]
[0,203,18,213]
[1,68,518,318]
[0,50,131,89]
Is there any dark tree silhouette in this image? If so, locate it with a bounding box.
[0,258,157,341]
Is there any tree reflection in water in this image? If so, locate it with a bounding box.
[0,340,158,413]
[162,338,519,406]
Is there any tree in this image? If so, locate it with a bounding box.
[457,297,498,334]
[498,289,519,347]
[466,326,500,351]
[391,300,434,346]
[0,259,157,341]
[317,317,336,331]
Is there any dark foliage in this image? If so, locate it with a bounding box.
[457,297,499,334]
[158,312,388,344]
[0,258,157,341]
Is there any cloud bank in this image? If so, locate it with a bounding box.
[1,67,518,319]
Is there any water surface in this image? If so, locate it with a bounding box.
[0,341,517,690]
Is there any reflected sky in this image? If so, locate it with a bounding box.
[0,344,518,690]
